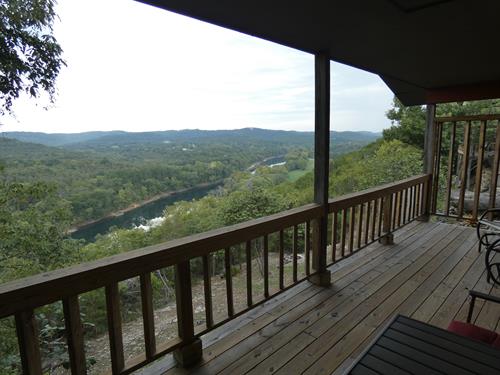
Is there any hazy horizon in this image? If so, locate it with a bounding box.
[0,127,383,135]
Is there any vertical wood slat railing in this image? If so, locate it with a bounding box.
[430,115,500,221]
[0,175,430,374]
[327,174,430,265]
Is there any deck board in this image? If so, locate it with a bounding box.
[145,220,499,375]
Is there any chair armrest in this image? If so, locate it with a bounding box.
[469,290,500,305]
[479,208,500,221]
[467,290,500,323]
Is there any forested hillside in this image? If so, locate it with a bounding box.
[0,129,378,224]
[3,128,379,150]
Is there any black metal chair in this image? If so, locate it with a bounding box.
[486,238,500,285]
[477,208,500,253]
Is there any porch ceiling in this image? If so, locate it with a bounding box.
[138,0,500,106]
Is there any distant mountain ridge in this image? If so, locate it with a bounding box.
[1,128,380,148]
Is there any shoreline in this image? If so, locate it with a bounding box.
[68,180,222,233]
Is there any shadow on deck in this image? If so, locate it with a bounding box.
[140,220,499,374]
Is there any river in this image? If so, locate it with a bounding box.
[72,156,286,242]
[71,183,221,242]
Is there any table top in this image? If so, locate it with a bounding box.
[348,314,500,375]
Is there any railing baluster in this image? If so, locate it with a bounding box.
[458,121,471,218]
[472,121,486,221]
[402,189,408,224]
[348,206,355,254]
[245,241,253,306]
[341,209,347,257]
[407,187,412,221]
[63,295,86,374]
[378,198,383,237]
[371,199,377,241]
[174,260,201,367]
[392,193,397,230]
[305,221,311,274]
[224,248,234,317]
[140,273,156,359]
[279,231,284,290]
[404,186,413,224]
[411,185,416,219]
[397,191,403,227]
[416,183,421,216]
[381,194,394,245]
[408,187,412,221]
[331,213,337,263]
[357,203,363,249]
[292,225,298,282]
[444,122,456,215]
[202,255,214,328]
[364,201,370,245]
[105,283,125,374]
[15,310,42,375]
[263,235,269,298]
[489,123,500,220]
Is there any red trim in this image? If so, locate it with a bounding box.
[426,81,500,104]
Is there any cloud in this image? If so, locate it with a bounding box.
[1,0,394,134]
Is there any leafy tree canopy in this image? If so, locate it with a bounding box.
[383,97,500,149]
[0,0,65,115]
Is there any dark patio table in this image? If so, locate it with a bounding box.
[348,314,500,375]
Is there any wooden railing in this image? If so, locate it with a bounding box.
[0,175,430,374]
[430,114,500,221]
[327,174,430,264]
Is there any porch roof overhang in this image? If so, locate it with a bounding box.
[137,0,500,106]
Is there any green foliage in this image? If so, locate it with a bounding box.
[0,0,65,115]
[329,139,423,197]
[383,97,500,150]
[285,148,310,171]
[383,97,426,148]
[0,176,81,372]
[219,187,289,225]
[0,180,80,279]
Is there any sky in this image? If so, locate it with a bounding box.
[1,0,395,134]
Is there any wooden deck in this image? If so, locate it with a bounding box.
[140,220,500,375]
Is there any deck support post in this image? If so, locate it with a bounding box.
[379,195,394,245]
[420,104,436,221]
[173,261,202,367]
[310,52,331,287]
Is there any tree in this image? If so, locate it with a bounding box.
[218,187,289,225]
[383,97,426,149]
[383,97,500,149]
[0,0,65,115]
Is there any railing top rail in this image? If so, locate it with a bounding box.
[328,174,430,212]
[434,114,500,123]
[0,203,321,318]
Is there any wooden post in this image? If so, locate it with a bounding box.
[421,103,436,220]
[15,310,42,375]
[63,296,87,374]
[105,283,125,374]
[173,261,202,367]
[309,52,331,287]
[379,195,394,245]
